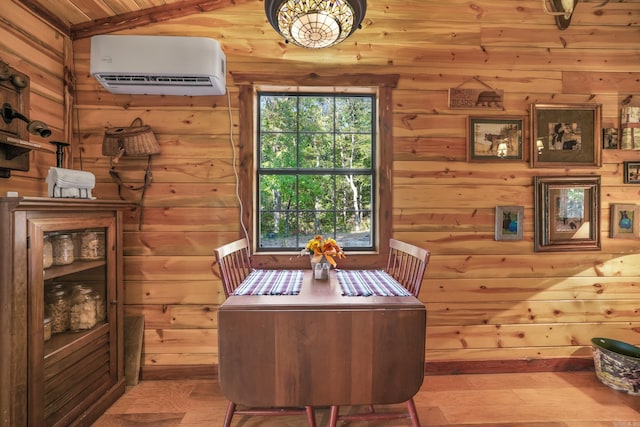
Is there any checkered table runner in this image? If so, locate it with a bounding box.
[233,269,304,296]
[336,270,412,297]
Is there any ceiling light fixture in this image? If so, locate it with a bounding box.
[265,0,367,49]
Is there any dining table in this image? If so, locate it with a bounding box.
[217,268,426,408]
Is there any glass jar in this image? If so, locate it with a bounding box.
[96,231,106,258]
[79,231,101,260]
[46,288,70,334]
[72,232,82,259]
[69,286,97,332]
[93,290,105,323]
[43,316,52,341]
[51,234,74,265]
[43,236,53,269]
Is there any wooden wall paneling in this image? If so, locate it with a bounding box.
[425,277,640,303]
[125,304,219,329]
[425,253,640,279]
[0,1,66,191]
[124,281,224,305]
[427,300,640,325]
[92,159,237,184]
[124,207,241,232]
[427,322,640,349]
[84,134,236,160]
[143,328,217,354]
[124,255,219,281]
[562,71,640,94]
[480,25,640,49]
[123,231,242,256]
[394,185,533,209]
[4,0,640,377]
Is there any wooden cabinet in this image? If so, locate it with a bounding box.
[0,197,130,427]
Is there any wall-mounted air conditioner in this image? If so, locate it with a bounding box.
[90,35,226,96]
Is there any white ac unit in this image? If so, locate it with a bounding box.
[90,35,226,96]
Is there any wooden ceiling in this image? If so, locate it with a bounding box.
[17,0,251,39]
[18,0,635,41]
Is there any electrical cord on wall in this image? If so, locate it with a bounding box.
[226,87,251,251]
[69,53,84,171]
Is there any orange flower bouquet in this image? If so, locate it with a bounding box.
[303,235,345,268]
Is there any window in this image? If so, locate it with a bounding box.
[257,92,375,251]
[235,74,397,264]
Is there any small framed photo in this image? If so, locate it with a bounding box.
[610,204,638,239]
[530,103,602,168]
[603,128,618,149]
[467,116,524,162]
[623,161,640,184]
[495,206,524,241]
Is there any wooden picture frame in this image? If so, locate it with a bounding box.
[623,161,640,184]
[530,104,602,168]
[534,176,601,252]
[467,116,524,162]
[609,204,638,239]
[495,206,524,241]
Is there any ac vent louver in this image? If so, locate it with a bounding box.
[97,75,215,86]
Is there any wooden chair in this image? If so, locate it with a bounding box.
[212,238,317,427]
[385,238,430,298]
[213,238,253,297]
[328,238,430,427]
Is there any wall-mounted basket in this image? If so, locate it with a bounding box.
[102,117,160,162]
[102,117,160,231]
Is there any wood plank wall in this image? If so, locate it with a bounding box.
[3,0,640,376]
[0,1,68,189]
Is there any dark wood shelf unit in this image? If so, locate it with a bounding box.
[0,197,130,427]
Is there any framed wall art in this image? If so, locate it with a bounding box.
[530,104,602,168]
[467,116,524,162]
[609,204,639,239]
[448,76,504,110]
[623,161,640,184]
[602,128,618,149]
[495,206,524,241]
[533,175,601,252]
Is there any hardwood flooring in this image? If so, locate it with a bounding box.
[92,371,640,426]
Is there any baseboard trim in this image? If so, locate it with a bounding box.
[139,358,595,381]
[425,358,594,375]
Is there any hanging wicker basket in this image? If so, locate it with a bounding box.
[102,117,160,162]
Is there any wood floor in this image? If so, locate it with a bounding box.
[92,371,640,426]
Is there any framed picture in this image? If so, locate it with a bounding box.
[533,176,601,252]
[623,161,640,184]
[603,128,618,149]
[530,104,602,168]
[495,206,524,241]
[467,116,524,162]
[609,204,639,239]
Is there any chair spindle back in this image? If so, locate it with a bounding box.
[385,238,430,297]
[214,238,252,298]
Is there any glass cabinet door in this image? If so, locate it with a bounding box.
[27,213,117,427]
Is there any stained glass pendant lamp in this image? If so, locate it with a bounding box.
[265,0,367,49]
